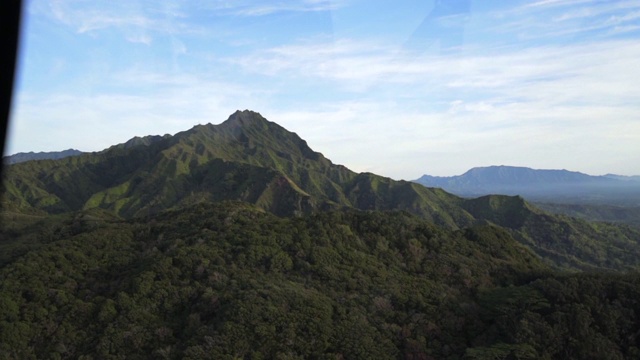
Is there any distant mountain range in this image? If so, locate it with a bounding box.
[2,135,173,165]
[3,149,84,164]
[414,165,640,206]
[603,174,640,181]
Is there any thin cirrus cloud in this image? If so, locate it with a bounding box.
[524,0,600,9]
[217,0,345,17]
[34,0,342,46]
[125,33,153,45]
[229,36,640,103]
[37,0,199,38]
[197,0,337,16]
[222,33,640,177]
[489,0,640,40]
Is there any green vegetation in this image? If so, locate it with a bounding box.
[463,195,640,271]
[1,111,468,225]
[5,111,640,272]
[3,110,640,358]
[1,202,640,359]
[536,202,640,229]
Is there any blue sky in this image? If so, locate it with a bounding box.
[6,0,640,179]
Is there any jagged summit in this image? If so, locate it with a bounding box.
[215,110,275,132]
[176,110,323,165]
[225,109,267,124]
[185,110,285,142]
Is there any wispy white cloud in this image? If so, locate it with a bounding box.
[34,0,203,43]
[126,33,152,45]
[229,39,406,86]
[196,0,346,17]
[610,24,640,34]
[222,36,640,177]
[602,10,640,26]
[230,37,640,103]
[524,0,600,9]
[488,0,640,41]
[33,0,344,45]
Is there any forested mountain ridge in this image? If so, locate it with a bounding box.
[4,111,640,358]
[3,110,640,272]
[462,195,640,270]
[536,202,640,229]
[1,110,474,228]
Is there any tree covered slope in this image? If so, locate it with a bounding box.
[3,111,640,358]
[1,202,640,359]
[3,110,640,273]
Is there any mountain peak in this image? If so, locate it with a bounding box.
[222,110,270,128]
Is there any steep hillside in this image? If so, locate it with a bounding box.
[1,110,473,227]
[0,202,546,359]
[536,202,640,228]
[2,202,640,359]
[3,110,640,271]
[463,195,640,270]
